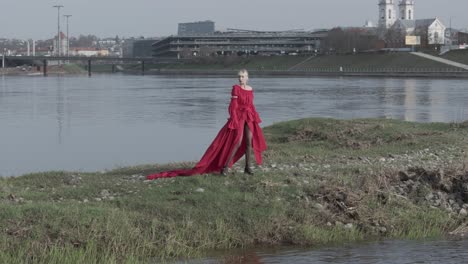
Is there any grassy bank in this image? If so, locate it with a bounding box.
[132,53,462,73]
[1,118,468,263]
[45,52,467,76]
[442,49,468,65]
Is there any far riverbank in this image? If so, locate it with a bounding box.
[3,51,468,78]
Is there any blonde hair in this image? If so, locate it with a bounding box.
[238,69,249,76]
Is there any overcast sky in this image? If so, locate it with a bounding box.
[1,0,467,39]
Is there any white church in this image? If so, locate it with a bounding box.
[377,0,446,45]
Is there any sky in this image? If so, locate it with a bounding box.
[1,0,467,40]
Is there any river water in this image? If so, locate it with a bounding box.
[1,74,467,176]
[190,239,468,263]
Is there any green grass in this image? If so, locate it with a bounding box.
[132,53,464,72]
[67,53,468,75]
[1,118,468,263]
[294,53,460,71]
[442,49,468,65]
[139,56,307,71]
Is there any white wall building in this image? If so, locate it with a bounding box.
[378,0,446,45]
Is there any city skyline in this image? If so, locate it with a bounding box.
[0,0,467,39]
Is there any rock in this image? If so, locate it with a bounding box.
[463,204,468,209]
[314,203,324,210]
[335,221,344,227]
[425,193,434,201]
[7,194,17,202]
[440,182,453,193]
[336,191,347,202]
[83,199,89,203]
[271,164,277,168]
[344,223,353,229]
[377,192,388,204]
[398,171,410,181]
[131,174,144,180]
[64,175,81,185]
[100,189,110,198]
[460,209,468,216]
[195,188,205,193]
[378,227,387,234]
[379,158,386,162]
[326,222,332,227]
[94,198,102,202]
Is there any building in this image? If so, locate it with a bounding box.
[152,30,325,58]
[133,38,161,57]
[445,29,468,46]
[70,48,109,57]
[122,38,135,58]
[392,18,446,46]
[379,0,414,29]
[378,0,398,29]
[178,21,215,35]
[377,0,446,46]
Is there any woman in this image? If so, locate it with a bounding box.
[146,69,267,180]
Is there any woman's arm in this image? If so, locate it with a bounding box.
[227,86,239,129]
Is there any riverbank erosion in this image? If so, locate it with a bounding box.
[2,118,468,263]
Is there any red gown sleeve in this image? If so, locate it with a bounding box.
[227,86,239,129]
[252,104,262,123]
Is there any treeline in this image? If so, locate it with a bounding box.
[321,27,381,54]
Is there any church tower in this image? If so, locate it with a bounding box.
[399,0,415,20]
[378,0,397,29]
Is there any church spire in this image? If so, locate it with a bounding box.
[378,0,397,29]
[399,0,415,20]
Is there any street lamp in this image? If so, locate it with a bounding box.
[53,5,64,56]
[64,14,72,58]
[2,48,6,69]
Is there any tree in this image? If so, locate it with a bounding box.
[322,27,379,53]
[384,28,405,48]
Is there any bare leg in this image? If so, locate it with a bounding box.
[244,123,254,174]
[221,126,244,175]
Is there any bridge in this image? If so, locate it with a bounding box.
[2,56,183,76]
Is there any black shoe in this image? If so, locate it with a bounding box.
[220,167,229,176]
[244,166,254,175]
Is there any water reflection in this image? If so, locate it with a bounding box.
[1,75,468,176]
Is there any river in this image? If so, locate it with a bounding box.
[1,74,467,176]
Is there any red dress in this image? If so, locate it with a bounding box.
[146,85,267,180]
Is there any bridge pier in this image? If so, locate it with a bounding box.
[43,60,47,77]
[142,60,145,75]
[88,60,92,77]
[112,64,116,73]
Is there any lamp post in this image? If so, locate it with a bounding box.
[447,17,453,52]
[64,14,72,59]
[53,5,64,56]
[2,48,5,69]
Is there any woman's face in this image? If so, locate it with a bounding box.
[238,73,248,85]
